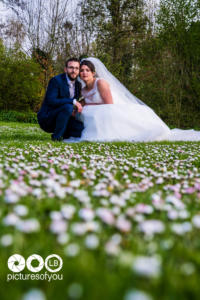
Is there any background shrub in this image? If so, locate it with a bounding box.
[0,42,43,113]
[0,110,37,124]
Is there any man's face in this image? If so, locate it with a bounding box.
[64,61,80,81]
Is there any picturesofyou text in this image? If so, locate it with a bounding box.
[7,254,63,282]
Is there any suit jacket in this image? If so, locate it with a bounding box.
[37,73,82,121]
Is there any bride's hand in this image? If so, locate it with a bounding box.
[80,99,85,106]
[75,101,83,113]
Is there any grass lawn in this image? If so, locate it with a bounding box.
[1,121,200,300]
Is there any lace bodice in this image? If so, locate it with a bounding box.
[81,79,104,104]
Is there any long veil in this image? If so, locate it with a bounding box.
[86,57,146,106]
[78,57,200,142]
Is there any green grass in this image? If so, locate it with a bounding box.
[1,122,200,300]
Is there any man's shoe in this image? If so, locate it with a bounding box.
[51,134,63,142]
[63,134,70,139]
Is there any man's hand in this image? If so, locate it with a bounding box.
[75,101,83,113]
[71,110,76,117]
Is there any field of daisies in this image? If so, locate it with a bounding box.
[1,122,200,300]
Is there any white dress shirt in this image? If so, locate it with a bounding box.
[66,75,75,98]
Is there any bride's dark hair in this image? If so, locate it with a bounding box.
[80,60,95,72]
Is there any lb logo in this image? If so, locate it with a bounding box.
[8,254,63,273]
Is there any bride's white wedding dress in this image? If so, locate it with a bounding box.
[64,58,200,142]
[80,79,170,142]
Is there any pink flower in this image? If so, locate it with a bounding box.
[79,208,95,221]
[139,220,165,236]
[96,208,115,225]
[132,255,162,278]
[135,204,154,214]
[184,187,196,194]
[116,218,132,232]
[50,219,67,234]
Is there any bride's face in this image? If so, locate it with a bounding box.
[80,65,95,82]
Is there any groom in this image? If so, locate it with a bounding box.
[37,58,84,141]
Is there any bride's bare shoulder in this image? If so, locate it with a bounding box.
[97,78,109,88]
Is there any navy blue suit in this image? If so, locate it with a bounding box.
[37,73,84,139]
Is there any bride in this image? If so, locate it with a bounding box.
[64,57,200,142]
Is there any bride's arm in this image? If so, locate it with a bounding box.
[97,79,113,104]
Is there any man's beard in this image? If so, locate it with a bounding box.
[67,73,78,81]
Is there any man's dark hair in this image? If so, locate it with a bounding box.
[65,58,80,67]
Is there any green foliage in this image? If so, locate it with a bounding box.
[0,110,38,123]
[32,47,55,91]
[131,0,200,128]
[0,41,43,112]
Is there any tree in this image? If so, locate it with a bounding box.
[0,40,42,112]
[79,0,148,86]
[131,0,200,127]
[0,17,26,49]
[1,0,71,58]
[0,0,26,14]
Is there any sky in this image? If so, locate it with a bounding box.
[0,0,78,20]
[0,0,79,52]
[0,0,160,24]
[0,2,12,21]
